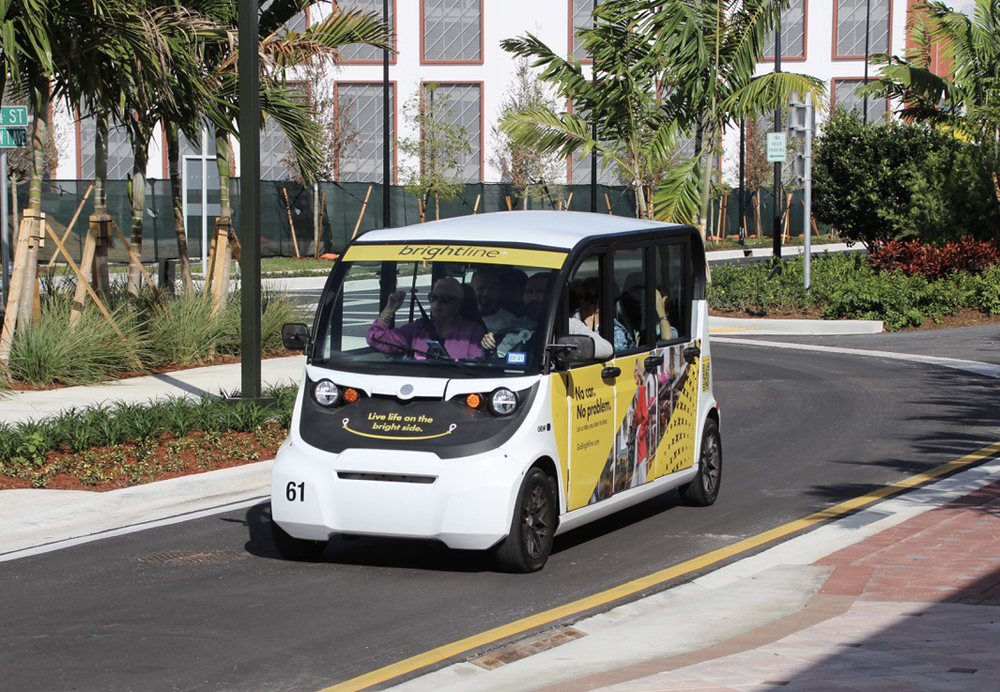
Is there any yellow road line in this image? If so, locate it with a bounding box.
[319,439,1000,692]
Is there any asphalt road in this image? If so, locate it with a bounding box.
[3,339,999,692]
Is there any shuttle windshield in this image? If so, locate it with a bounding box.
[311,244,567,377]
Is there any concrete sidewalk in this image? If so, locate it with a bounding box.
[0,355,306,425]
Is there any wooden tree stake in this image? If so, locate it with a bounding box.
[109,221,155,289]
[46,184,94,268]
[45,222,123,338]
[352,185,372,240]
[282,187,300,258]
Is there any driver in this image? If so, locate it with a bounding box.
[367,276,485,360]
[482,273,612,360]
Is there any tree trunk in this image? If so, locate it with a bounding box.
[19,84,48,323]
[216,127,231,219]
[166,123,193,293]
[127,143,148,295]
[215,128,232,291]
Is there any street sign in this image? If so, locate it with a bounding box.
[0,128,27,148]
[0,106,28,127]
[766,132,787,163]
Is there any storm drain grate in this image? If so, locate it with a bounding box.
[137,550,245,566]
[471,627,586,670]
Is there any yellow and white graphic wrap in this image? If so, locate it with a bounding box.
[344,244,567,269]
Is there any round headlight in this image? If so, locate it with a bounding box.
[488,388,518,416]
[314,379,340,407]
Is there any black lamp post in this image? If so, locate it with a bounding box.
[863,0,872,123]
[383,0,391,227]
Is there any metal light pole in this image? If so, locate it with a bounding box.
[738,120,746,245]
[590,0,599,213]
[382,0,391,228]
[772,14,782,260]
[1,152,8,307]
[863,0,871,123]
[238,0,262,400]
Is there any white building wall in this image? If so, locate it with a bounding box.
[51,0,914,188]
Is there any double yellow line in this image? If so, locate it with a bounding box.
[322,439,1000,692]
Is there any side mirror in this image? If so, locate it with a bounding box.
[551,335,595,367]
[281,323,310,351]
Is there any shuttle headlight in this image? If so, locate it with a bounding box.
[313,379,340,407]
[487,388,518,417]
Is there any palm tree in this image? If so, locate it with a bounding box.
[66,2,223,295]
[599,0,824,232]
[501,17,679,219]
[865,0,1000,207]
[191,1,391,235]
[0,0,173,361]
[501,0,824,230]
[117,3,224,295]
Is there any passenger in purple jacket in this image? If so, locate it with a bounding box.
[367,276,485,360]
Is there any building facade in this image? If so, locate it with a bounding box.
[54,0,922,190]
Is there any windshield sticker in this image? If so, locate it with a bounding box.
[506,352,527,365]
[344,244,566,269]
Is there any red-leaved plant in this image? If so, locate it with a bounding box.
[868,237,1000,280]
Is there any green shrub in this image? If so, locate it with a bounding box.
[8,294,147,386]
[0,386,298,465]
[813,111,1000,247]
[144,291,232,367]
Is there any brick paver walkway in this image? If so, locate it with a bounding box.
[587,482,1000,692]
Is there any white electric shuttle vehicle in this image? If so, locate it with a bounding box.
[272,211,721,571]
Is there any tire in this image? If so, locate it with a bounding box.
[494,468,557,573]
[680,418,722,507]
[271,520,328,561]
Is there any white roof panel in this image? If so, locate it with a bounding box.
[352,211,688,252]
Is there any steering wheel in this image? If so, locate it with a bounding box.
[485,326,534,358]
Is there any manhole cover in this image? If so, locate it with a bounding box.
[137,550,245,566]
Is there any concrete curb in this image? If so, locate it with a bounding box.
[0,460,272,560]
[709,315,884,335]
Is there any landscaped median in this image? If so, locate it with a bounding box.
[0,386,296,491]
[709,241,1000,331]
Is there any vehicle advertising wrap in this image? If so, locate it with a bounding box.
[556,343,701,509]
[564,365,617,509]
[344,244,567,269]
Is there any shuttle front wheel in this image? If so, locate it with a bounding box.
[494,467,556,573]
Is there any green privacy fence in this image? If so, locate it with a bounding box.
[19,180,639,265]
[710,188,833,240]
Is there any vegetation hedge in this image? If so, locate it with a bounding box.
[709,250,1000,331]
[3,283,303,388]
[0,386,297,489]
[812,111,1000,248]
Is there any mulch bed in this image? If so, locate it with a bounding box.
[0,423,286,493]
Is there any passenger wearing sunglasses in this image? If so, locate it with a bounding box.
[367,276,485,360]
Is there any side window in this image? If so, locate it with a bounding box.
[655,243,691,341]
[612,247,645,353]
[566,256,602,336]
